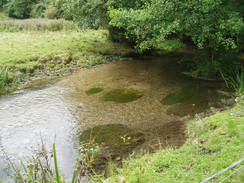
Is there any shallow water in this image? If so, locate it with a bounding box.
[0,56,230,181]
[0,85,79,181]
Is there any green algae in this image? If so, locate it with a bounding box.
[85,88,103,95]
[100,88,143,103]
[161,87,202,105]
[79,124,145,155]
[162,86,230,116]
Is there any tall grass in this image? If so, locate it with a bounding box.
[5,142,102,183]
[0,68,13,92]
[6,143,65,183]
[0,19,78,32]
[221,68,244,95]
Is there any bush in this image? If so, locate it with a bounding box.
[0,0,8,8]
[109,0,244,52]
[30,1,47,18]
[62,0,149,29]
[44,5,58,19]
[4,0,37,19]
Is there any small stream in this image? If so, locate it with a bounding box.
[0,56,232,181]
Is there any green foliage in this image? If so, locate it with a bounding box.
[0,68,13,91]
[30,0,47,18]
[8,143,65,183]
[0,0,7,8]
[62,0,148,29]
[39,0,65,19]
[44,4,59,19]
[221,68,244,95]
[109,0,244,52]
[4,0,37,18]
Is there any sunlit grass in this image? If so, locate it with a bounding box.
[0,29,135,94]
[0,11,8,20]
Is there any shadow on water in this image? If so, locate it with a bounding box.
[0,55,234,180]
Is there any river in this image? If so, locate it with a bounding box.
[0,56,231,182]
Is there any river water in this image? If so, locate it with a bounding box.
[0,57,231,181]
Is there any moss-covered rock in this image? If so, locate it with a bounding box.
[100,88,143,103]
[162,86,231,116]
[161,87,201,105]
[79,124,145,155]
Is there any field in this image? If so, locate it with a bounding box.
[0,19,135,94]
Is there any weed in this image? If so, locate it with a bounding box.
[221,68,244,95]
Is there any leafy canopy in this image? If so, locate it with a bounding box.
[109,0,244,51]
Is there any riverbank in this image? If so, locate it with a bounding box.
[99,97,244,183]
[0,19,135,95]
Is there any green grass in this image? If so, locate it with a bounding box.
[0,11,8,20]
[0,28,135,94]
[100,100,244,183]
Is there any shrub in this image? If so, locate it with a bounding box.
[30,1,47,18]
[4,0,37,19]
[0,0,8,8]
[62,0,149,29]
[44,5,59,19]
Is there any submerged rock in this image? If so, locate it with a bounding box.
[79,124,145,156]
[79,124,145,176]
[100,88,143,103]
[162,86,233,116]
[85,87,103,95]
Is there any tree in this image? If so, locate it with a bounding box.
[109,0,244,52]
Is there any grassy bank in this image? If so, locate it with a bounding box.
[0,20,135,95]
[99,99,244,183]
